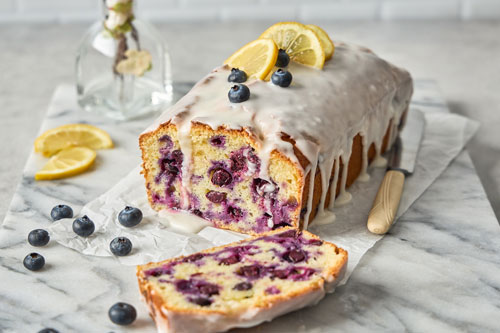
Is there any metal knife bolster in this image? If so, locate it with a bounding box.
[387,109,426,175]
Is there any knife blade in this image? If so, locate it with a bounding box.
[367,109,425,234]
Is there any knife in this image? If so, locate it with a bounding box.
[367,109,425,234]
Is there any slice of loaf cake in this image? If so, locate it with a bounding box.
[140,38,412,235]
[137,228,347,333]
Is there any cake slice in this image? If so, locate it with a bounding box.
[137,228,347,333]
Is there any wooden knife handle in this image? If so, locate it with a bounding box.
[367,170,405,235]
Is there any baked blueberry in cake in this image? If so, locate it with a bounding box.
[139,22,413,235]
[137,228,347,333]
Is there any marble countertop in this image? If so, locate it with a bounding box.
[1,22,500,332]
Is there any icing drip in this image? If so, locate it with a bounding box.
[143,43,413,229]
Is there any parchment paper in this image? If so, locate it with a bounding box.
[49,110,478,285]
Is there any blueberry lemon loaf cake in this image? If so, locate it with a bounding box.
[140,22,413,235]
[137,228,347,333]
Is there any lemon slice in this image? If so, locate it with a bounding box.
[35,147,97,180]
[259,22,325,69]
[224,38,278,80]
[35,124,113,157]
[306,24,334,60]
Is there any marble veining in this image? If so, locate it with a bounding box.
[0,82,499,333]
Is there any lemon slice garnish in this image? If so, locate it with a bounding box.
[34,124,113,157]
[35,147,97,180]
[224,38,278,80]
[306,24,334,60]
[259,22,325,69]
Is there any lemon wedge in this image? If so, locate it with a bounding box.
[306,24,334,60]
[34,124,113,157]
[35,147,97,180]
[259,22,325,69]
[224,38,278,80]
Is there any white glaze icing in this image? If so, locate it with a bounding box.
[142,42,412,228]
[158,209,211,233]
[147,261,347,333]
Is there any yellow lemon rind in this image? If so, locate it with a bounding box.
[35,147,97,181]
[224,38,278,80]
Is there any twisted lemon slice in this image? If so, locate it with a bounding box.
[35,124,113,157]
[35,147,96,180]
[306,24,334,60]
[224,38,278,80]
[259,22,325,69]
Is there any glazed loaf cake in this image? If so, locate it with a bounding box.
[139,42,413,234]
[137,228,347,333]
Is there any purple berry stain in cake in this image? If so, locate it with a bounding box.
[209,135,226,148]
[174,278,220,307]
[283,249,306,263]
[237,264,263,279]
[206,191,227,203]
[153,135,185,209]
[249,176,299,232]
[144,263,175,278]
[265,286,281,295]
[210,168,233,187]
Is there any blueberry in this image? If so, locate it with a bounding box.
[72,215,95,237]
[199,283,219,296]
[183,253,205,263]
[206,191,227,203]
[233,282,252,291]
[28,229,50,247]
[230,153,246,172]
[211,168,232,187]
[50,204,73,221]
[118,206,143,227]
[39,329,59,333]
[108,302,137,326]
[110,237,133,256]
[227,206,243,219]
[190,296,212,306]
[219,255,239,265]
[271,69,293,87]
[23,252,45,271]
[275,49,290,67]
[237,265,261,279]
[228,84,250,103]
[209,135,226,148]
[228,68,247,83]
[283,249,305,263]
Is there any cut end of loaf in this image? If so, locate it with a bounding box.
[139,122,303,235]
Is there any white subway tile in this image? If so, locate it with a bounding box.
[382,0,461,20]
[180,0,260,7]
[0,12,58,22]
[140,8,218,22]
[0,0,16,13]
[136,0,178,13]
[462,0,500,19]
[18,0,98,12]
[299,1,380,21]
[219,5,297,22]
[58,11,101,23]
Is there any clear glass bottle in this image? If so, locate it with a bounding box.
[76,0,172,120]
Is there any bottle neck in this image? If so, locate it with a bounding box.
[100,0,136,20]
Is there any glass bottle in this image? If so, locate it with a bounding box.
[76,0,172,120]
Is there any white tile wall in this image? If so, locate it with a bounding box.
[0,0,499,23]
